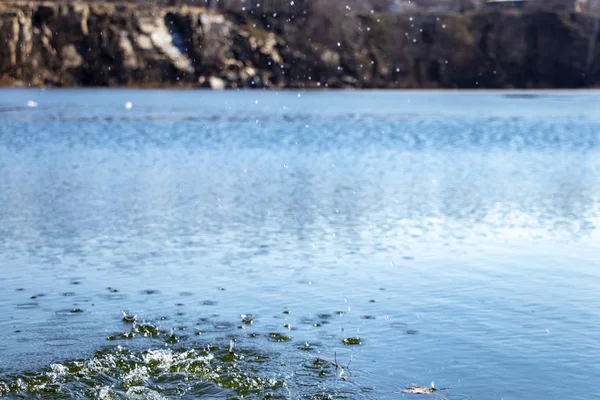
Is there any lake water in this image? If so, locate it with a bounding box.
[1,89,600,399]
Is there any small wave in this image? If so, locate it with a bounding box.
[0,344,285,398]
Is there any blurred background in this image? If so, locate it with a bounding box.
[1,0,600,88]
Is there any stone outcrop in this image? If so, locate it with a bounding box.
[1,1,599,88]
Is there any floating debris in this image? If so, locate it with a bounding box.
[313,353,353,381]
[397,384,449,395]
[268,332,291,342]
[0,344,286,398]
[26,100,38,108]
[124,101,133,109]
[107,331,136,341]
[135,323,163,338]
[298,342,312,351]
[342,337,361,345]
[165,334,180,344]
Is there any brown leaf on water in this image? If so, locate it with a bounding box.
[397,385,448,395]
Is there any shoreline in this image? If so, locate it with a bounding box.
[1,2,600,89]
[2,86,600,92]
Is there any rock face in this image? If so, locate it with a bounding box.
[1,1,599,88]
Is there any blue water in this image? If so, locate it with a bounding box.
[1,89,600,399]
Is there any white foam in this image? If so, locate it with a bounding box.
[123,366,150,386]
[97,386,113,400]
[47,363,68,378]
[125,386,167,400]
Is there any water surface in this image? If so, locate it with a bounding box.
[1,89,600,399]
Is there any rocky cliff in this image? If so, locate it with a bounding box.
[1,1,600,88]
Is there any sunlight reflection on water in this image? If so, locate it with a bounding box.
[1,90,600,399]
